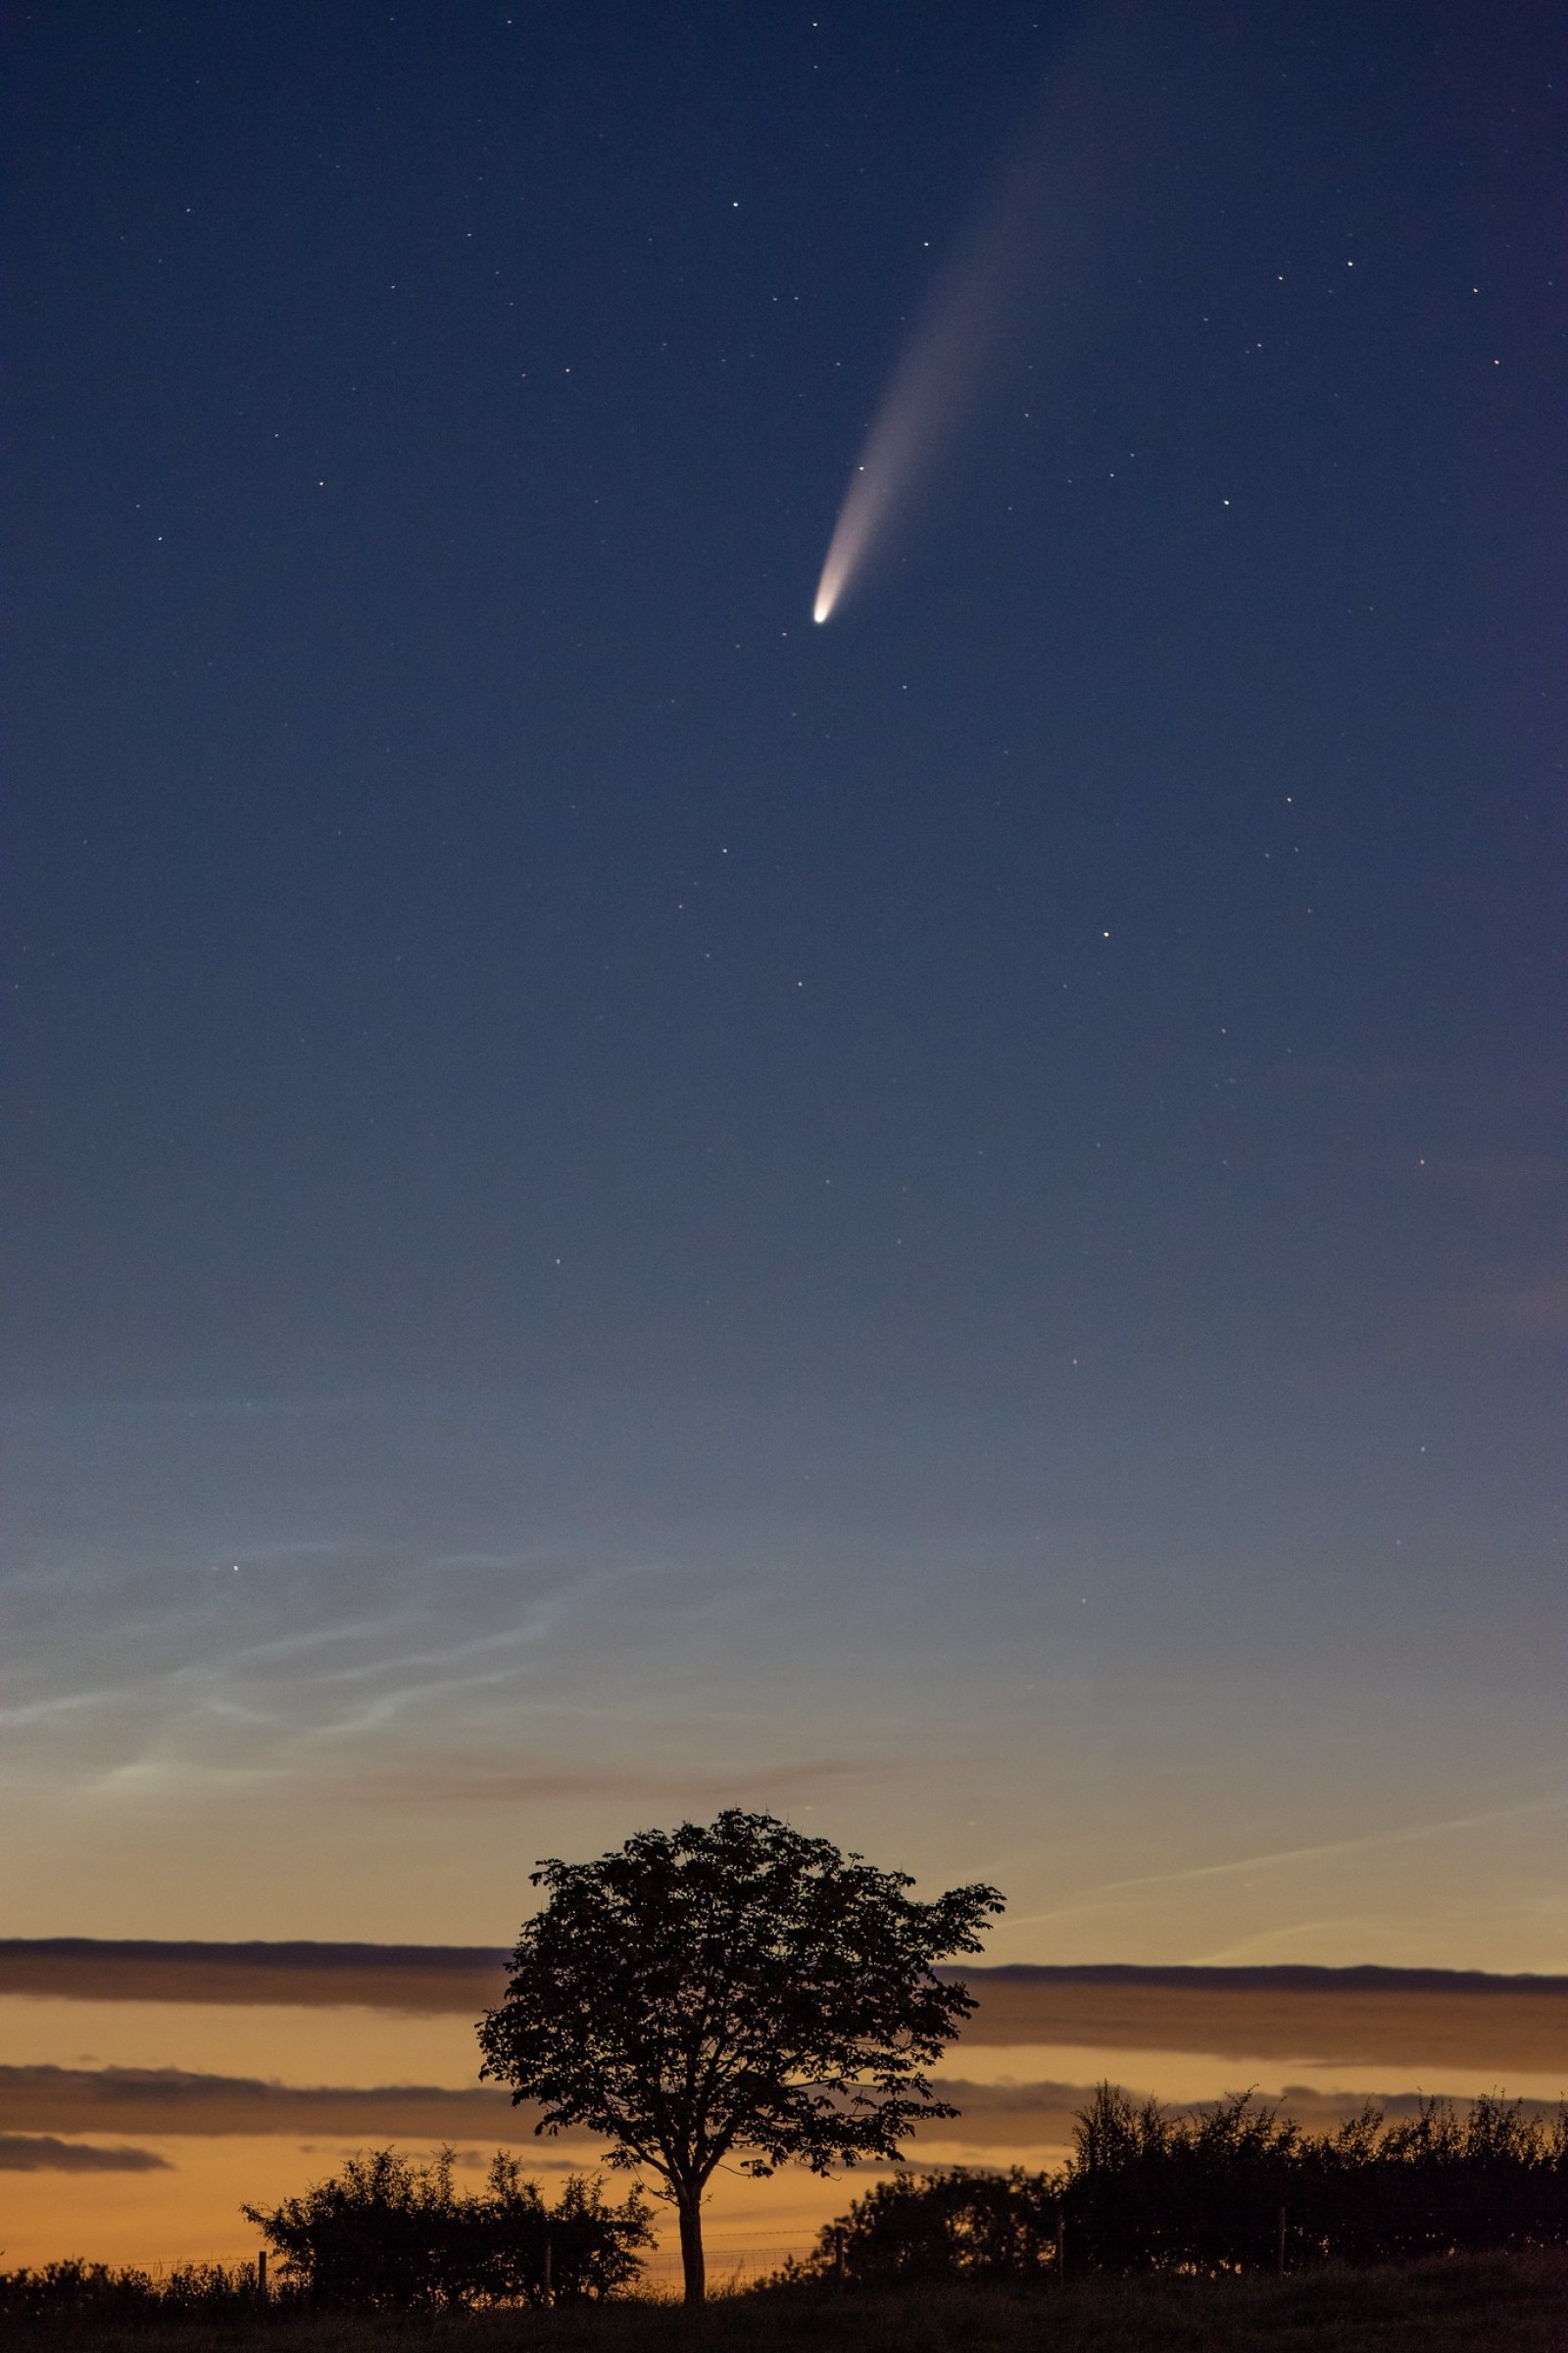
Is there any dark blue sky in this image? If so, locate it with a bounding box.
[5,2,1564,1961]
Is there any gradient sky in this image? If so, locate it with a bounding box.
[5,2,1565,1970]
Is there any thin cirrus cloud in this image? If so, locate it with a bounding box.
[5,1568,657,1786]
[1005,1798,1568,1928]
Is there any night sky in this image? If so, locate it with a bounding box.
[6,2,1564,1966]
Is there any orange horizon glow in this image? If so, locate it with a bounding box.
[5,1956,1567,2272]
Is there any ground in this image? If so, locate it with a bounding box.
[9,2253,1568,2352]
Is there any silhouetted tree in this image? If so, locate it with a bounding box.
[476,1809,1004,2301]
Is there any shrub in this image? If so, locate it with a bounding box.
[0,2260,265,2323]
[787,2087,1568,2285]
[792,2166,1060,2283]
[242,2146,653,2309]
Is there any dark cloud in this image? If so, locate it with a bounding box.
[957,1965,1568,2075]
[0,2065,561,2142]
[0,1939,509,2015]
[0,2133,172,2173]
[4,2066,1558,2155]
[7,1945,1568,2076]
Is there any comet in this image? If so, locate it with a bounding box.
[812,216,1012,624]
[812,70,1102,624]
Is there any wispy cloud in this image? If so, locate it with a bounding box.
[3,1544,672,1795]
[1007,1795,1568,1925]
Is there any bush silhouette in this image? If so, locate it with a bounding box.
[790,2085,1568,2284]
[0,2261,267,2323]
[798,2166,1060,2282]
[242,2145,652,2309]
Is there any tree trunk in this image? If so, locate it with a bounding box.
[676,2186,707,2304]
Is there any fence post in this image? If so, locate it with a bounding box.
[543,2230,553,2309]
[1056,2199,1066,2282]
[1277,2205,1287,2275]
[257,2248,268,2303]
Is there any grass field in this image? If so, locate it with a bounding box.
[9,2254,1568,2353]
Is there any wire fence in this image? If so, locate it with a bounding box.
[638,2237,804,2289]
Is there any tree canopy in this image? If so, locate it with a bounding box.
[476,1808,1004,2300]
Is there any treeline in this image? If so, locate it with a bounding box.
[791,2087,1568,2281]
[6,2089,1567,2322]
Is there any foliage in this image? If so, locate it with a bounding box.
[1064,2083,1305,2274]
[1066,2083,1568,2272]
[787,2165,1060,2283]
[241,2146,652,2310]
[476,1808,1003,2300]
[0,2261,270,2325]
[785,2084,1568,2286]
